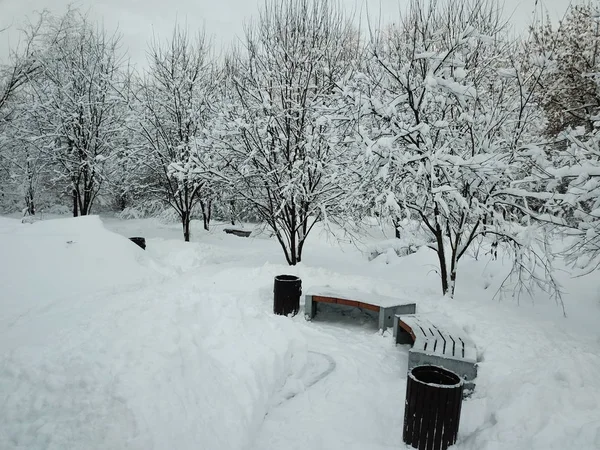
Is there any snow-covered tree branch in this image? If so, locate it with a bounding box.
[344,0,560,300]
[215,0,361,265]
[15,9,128,216]
[135,26,217,241]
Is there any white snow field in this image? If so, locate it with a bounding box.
[1,215,600,450]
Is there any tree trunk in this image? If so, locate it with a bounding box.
[230,199,236,225]
[182,210,191,242]
[432,203,449,295]
[26,188,35,216]
[297,237,305,264]
[393,218,401,239]
[73,188,79,217]
[289,206,298,265]
[117,192,127,211]
[80,178,94,216]
[201,199,211,231]
[449,247,458,298]
[25,160,35,216]
[435,237,449,296]
[289,245,298,265]
[82,190,90,215]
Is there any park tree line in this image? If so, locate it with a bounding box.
[0,0,598,300]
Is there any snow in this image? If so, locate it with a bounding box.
[0,216,306,449]
[1,214,600,450]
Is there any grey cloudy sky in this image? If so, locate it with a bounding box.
[0,0,574,65]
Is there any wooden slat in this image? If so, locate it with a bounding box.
[358,302,380,312]
[312,295,380,312]
[337,298,359,307]
[312,295,337,304]
[399,320,417,341]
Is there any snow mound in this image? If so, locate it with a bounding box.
[0,215,165,332]
[0,215,307,449]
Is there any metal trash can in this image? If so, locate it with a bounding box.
[273,275,301,316]
[129,237,146,250]
[403,365,464,450]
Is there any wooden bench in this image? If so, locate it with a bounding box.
[305,286,416,331]
[223,228,252,238]
[394,314,478,394]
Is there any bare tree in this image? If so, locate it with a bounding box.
[0,15,46,213]
[215,0,361,265]
[20,9,127,216]
[136,26,216,241]
[0,88,52,215]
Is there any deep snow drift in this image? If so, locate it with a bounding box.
[1,214,600,450]
[0,216,306,449]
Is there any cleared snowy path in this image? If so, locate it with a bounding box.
[251,311,409,450]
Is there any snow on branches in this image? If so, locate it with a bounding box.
[343,0,560,300]
[212,0,361,264]
[136,26,217,241]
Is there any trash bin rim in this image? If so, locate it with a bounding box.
[274,274,301,282]
[408,365,464,389]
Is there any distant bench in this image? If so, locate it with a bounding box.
[223,228,252,238]
[394,314,478,394]
[305,287,416,331]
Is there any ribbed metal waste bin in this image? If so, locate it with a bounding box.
[129,237,146,250]
[273,275,301,316]
[403,365,464,450]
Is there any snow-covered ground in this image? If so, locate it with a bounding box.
[1,214,599,449]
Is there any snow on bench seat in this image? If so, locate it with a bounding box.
[394,314,478,393]
[223,228,252,237]
[304,286,416,331]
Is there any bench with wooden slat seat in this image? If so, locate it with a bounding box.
[223,228,252,237]
[394,314,478,394]
[304,286,416,331]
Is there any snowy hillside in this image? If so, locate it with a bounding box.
[1,215,599,449]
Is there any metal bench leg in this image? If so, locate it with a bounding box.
[378,308,386,331]
[396,327,414,345]
[304,294,317,320]
[381,306,398,329]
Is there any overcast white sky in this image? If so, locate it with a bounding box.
[0,0,574,66]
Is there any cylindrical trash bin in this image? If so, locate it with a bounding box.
[129,237,146,250]
[273,275,301,316]
[403,365,464,450]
